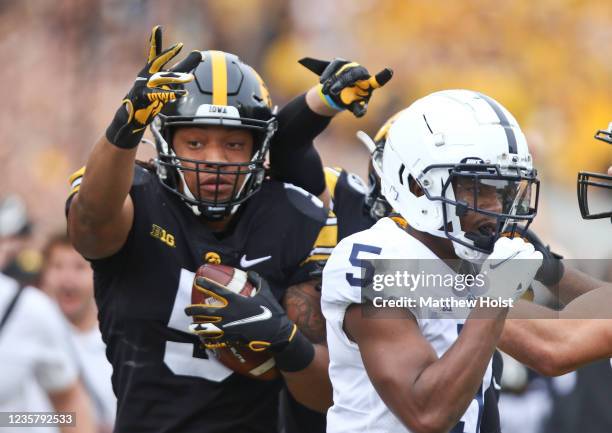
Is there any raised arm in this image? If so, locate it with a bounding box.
[67,26,197,259]
[269,58,392,206]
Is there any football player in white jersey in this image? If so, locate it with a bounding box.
[321,90,543,433]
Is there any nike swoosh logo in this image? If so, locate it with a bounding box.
[240,254,271,268]
[223,306,272,328]
[489,251,520,270]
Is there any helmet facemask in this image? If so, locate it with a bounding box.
[365,146,393,220]
[358,130,393,221]
[152,116,277,220]
[149,50,277,220]
[427,159,539,260]
[577,124,612,221]
[577,171,612,221]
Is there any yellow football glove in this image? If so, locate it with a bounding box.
[106,25,200,149]
[299,57,393,118]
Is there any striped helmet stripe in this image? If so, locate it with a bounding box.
[477,92,518,154]
[209,51,228,106]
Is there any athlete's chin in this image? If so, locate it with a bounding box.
[195,183,233,200]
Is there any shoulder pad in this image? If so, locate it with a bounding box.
[344,172,367,195]
[283,183,328,223]
[133,163,156,186]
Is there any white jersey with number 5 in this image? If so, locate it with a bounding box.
[321,217,496,433]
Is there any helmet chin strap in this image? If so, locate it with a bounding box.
[423,226,488,262]
[175,168,203,216]
[452,236,489,263]
[176,143,271,219]
[176,166,252,219]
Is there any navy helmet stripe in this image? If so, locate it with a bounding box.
[477,93,518,154]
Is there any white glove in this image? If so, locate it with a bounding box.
[477,237,543,302]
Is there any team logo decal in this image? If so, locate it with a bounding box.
[150,224,176,247]
[204,252,222,264]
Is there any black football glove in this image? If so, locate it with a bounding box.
[185,271,314,372]
[105,25,200,149]
[299,57,393,118]
[513,227,565,286]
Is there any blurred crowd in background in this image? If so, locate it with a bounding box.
[0,1,611,432]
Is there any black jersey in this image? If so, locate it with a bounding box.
[324,167,375,241]
[67,165,337,433]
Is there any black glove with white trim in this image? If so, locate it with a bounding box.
[185,271,314,372]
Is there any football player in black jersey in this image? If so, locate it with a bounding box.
[66,26,389,433]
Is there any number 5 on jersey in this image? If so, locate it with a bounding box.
[345,243,382,288]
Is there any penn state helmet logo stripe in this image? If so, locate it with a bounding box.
[477,92,518,154]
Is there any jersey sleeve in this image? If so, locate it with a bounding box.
[269,94,331,196]
[321,236,375,323]
[21,289,79,393]
[323,166,343,211]
[65,165,151,270]
[321,219,423,340]
[65,166,86,216]
[279,183,338,286]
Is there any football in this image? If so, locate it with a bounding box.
[192,264,280,381]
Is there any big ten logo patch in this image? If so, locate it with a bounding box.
[150,224,176,248]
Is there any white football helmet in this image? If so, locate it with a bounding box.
[368,90,539,261]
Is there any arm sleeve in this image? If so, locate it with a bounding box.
[269,94,331,196]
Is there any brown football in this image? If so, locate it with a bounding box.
[192,264,279,381]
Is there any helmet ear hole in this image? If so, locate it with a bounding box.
[408,175,424,197]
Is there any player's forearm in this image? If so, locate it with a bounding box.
[279,280,332,411]
[281,344,333,412]
[499,319,567,376]
[74,136,136,226]
[554,266,609,304]
[500,299,562,375]
[502,294,612,376]
[305,85,339,117]
[402,308,507,432]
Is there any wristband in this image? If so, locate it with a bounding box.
[536,255,565,287]
[272,326,315,372]
[317,84,344,112]
[105,103,144,149]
